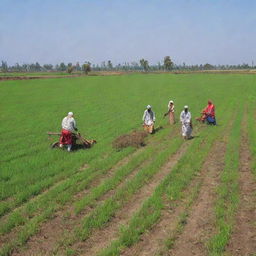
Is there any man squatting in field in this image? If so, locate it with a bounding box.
[203,100,216,125]
[180,105,193,140]
[59,112,78,152]
[196,100,216,125]
[142,105,156,134]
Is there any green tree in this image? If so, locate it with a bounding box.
[203,63,214,70]
[43,64,53,71]
[75,62,81,71]
[163,56,173,71]
[67,66,74,74]
[107,60,113,70]
[35,62,41,71]
[59,62,66,71]
[139,59,149,72]
[82,62,91,74]
[14,63,22,72]
[1,61,8,72]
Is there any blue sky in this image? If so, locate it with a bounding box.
[1,0,256,65]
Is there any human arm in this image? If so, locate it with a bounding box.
[72,119,78,132]
[190,120,193,129]
[180,111,184,123]
[153,111,156,122]
[163,109,170,117]
[142,111,146,124]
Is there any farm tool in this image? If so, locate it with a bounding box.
[47,132,96,150]
[196,111,207,123]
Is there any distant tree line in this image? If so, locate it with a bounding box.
[1,58,254,73]
[0,61,93,74]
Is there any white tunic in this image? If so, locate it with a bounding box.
[61,116,77,132]
[180,110,192,137]
[142,110,156,126]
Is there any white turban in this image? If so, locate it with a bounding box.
[146,105,151,109]
[68,112,74,116]
[184,105,188,109]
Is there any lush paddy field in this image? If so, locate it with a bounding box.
[0,73,255,256]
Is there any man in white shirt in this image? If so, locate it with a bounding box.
[142,105,156,134]
[59,112,78,151]
[180,106,192,140]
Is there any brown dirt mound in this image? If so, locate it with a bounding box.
[112,130,148,149]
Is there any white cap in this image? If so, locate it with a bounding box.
[169,100,174,104]
[146,105,151,109]
[184,105,188,109]
[68,112,74,116]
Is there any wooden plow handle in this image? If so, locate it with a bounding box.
[47,132,61,136]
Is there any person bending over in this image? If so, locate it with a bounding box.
[142,105,156,134]
[59,112,78,152]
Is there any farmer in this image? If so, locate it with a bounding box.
[180,105,192,140]
[203,100,216,125]
[164,100,175,124]
[142,105,156,134]
[59,112,78,152]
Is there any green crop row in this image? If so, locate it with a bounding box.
[0,124,175,256]
[158,117,235,255]
[97,108,232,256]
[58,134,185,254]
[0,108,140,202]
[1,74,247,204]
[162,182,202,254]
[0,105,148,217]
[0,140,134,217]
[247,107,256,177]
[0,144,133,217]
[73,126,178,215]
[0,125,171,234]
[207,109,242,255]
[1,73,254,256]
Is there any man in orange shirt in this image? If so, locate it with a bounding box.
[204,100,216,125]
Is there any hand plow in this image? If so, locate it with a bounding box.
[47,132,96,150]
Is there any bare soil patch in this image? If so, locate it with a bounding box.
[0,74,82,81]
[225,115,256,256]
[1,70,255,82]
[0,71,125,81]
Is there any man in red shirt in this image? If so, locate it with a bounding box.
[204,100,216,125]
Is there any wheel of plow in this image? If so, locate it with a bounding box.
[51,141,60,148]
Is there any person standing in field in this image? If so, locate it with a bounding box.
[59,112,78,152]
[180,106,192,140]
[142,105,156,134]
[164,100,175,124]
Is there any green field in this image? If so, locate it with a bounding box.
[0,74,255,256]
